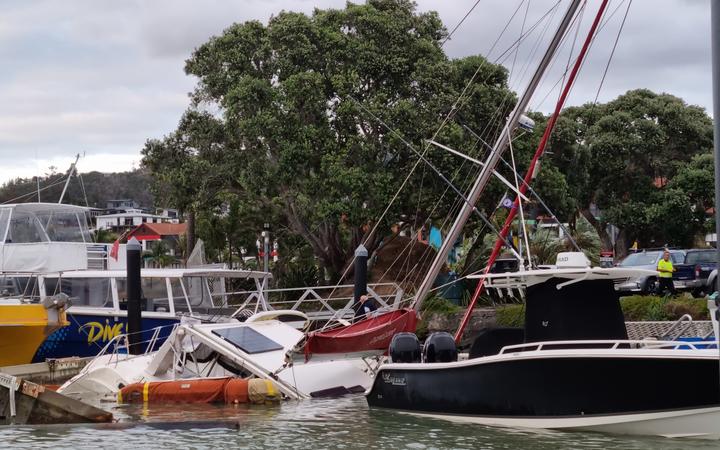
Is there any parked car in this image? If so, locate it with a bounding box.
[614,249,685,295]
[673,249,717,297]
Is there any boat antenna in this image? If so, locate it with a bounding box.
[58,153,80,204]
[710,0,720,385]
[35,149,41,203]
[413,0,584,311]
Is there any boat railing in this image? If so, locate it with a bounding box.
[661,314,695,340]
[498,338,718,354]
[86,323,179,368]
[225,283,405,321]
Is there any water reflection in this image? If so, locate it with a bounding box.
[0,396,719,449]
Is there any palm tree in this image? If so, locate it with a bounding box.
[143,241,175,268]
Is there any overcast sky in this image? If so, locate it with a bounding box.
[0,0,712,184]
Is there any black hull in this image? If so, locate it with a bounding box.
[367,355,720,417]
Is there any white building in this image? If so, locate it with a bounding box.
[95,208,179,232]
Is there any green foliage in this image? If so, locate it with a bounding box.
[545,89,714,255]
[416,295,461,341]
[495,304,525,327]
[142,241,176,268]
[143,0,514,281]
[619,295,708,321]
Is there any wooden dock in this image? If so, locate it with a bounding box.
[0,372,112,425]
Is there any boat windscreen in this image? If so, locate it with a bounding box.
[212,327,284,354]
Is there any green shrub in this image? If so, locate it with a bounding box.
[620,295,708,321]
[495,304,525,327]
[421,295,461,315]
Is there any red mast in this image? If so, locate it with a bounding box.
[455,0,610,343]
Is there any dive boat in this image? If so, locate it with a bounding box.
[0,202,272,363]
[366,267,720,439]
[0,293,69,366]
[58,310,378,401]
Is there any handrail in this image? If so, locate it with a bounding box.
[661,314,694,341]
[498,338,718,354]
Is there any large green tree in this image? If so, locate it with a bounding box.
[144,0,514,281]
[540,89,714,256]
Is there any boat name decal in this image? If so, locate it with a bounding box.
[368,328,398,345]
[80,320,125,344]
[382,372,406,386]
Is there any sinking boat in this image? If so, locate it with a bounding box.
[366,267,720,439]
[58,310,378,401]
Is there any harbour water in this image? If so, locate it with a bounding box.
[1,395,719,449]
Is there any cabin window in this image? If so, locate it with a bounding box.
[0,276,38,299]
[36,211,87,243]
[185,277,213,307]
[45,277,113,307]
[6,211,48,243]
[0,209,10,242]
[116,277,171,313]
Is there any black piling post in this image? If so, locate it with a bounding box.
[126,237,142,355]
[354,245,368,304]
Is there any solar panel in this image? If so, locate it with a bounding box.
[212,326,284,354]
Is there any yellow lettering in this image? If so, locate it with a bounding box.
[80,321,104,344]
[80,320,126,344]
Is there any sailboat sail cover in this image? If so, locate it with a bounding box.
[305,308,417,357]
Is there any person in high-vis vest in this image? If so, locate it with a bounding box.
[656,249,676,295]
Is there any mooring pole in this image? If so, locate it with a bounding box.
[126,237,143,355]
[354,245,369,304]
[710,0,720,387]
[262,223,270,273]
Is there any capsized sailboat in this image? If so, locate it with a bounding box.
[58,310,379,401]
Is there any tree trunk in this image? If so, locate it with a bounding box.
[614,229,629,261]
[579,208,613,251]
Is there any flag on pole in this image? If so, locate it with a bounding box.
[110,239,120,261]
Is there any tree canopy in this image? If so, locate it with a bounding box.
[143,0,515,280]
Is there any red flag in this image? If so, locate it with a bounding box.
[109,239,120,261]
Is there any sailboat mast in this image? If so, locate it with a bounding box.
[713,0,720,295]
[58,153,80,204]
[413,0,583,310]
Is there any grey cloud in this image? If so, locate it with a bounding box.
[0,0,713,183]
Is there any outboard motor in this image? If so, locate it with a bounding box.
[388,332,421,363]
[423,332,458,363]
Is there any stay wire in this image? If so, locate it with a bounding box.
[593,0,632,104]
[351,98,522,260]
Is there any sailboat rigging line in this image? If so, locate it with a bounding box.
[1,176,72,205]
[414,0,583,312]
[352,99,522,262]
[321,1,565,307]
[532,0,627,111]
[593,0,632,104]
[426,140,529,202]
[397,1,568,306]
[322,0,531,302]
[454,0,610,343]
[440,0,484,47]
[508,0,531,84]
[461,124,580,252]
[507,134,533,268]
